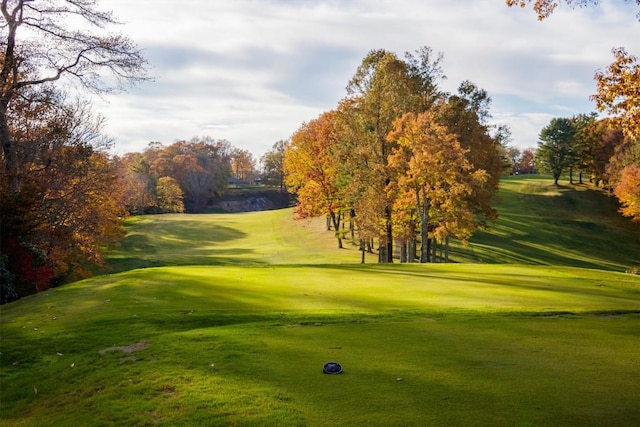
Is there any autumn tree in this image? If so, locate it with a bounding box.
[519,147,537,173]
[592,127,625,186]
[388,111,488,263]
[606,131,640,218]
[0,0,146,301]
[231,148,257,183]
[614,164,640,221]
[343,49,443,262]
[114,152,156,214]
[592,48,640,139]
[284,111,346,247]
[504,146,522,175]
[569,113,610,184]
[156,176,184,213]
[1,93,125,301]
[437,81,503,223]
[1,0,147,196]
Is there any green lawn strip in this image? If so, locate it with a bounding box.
[4,264,638,321]
[2,312,638,426]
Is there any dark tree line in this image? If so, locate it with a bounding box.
[535,114,640,221]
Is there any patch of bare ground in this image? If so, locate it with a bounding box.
[99,342,149,355]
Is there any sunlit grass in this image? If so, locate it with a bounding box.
[2,176,640,426]
[452,175,640,270]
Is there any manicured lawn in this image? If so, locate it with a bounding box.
[2,263,639,426]
[105,209,365,271]
[453,176,640,270]
[2,176,640,426]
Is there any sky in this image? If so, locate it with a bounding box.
[91,0,640,160]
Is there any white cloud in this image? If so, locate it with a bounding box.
[94,0,640,156]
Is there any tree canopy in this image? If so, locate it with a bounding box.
[284,46,506,263]
[1,0,147,302]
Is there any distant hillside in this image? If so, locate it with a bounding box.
[210,187,292,212]
[453,175,640,271]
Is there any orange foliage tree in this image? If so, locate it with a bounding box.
[284,111,346,247]
[614,164,640,220]
[1,92,125,301]
[388,111,489,262]
[592,48,640,139]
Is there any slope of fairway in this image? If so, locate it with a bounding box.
[104,175,640,272]
[105,208,366,271]
[2,175,640,426]
[454,176,640,270]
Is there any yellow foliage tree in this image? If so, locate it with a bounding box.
[388,111,488,262]
[592,48,640,138]
[283,111,345,247]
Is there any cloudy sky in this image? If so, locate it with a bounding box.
[93,0,639,159]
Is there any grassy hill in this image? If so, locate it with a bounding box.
[1,175,639,426]
[454,176,640,270]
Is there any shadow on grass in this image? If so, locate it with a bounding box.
[104,219,266,272]
[456,177,640,271]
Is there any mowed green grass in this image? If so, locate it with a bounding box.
[105,208,368,271]
[2,175,640,426]
[453,176,640,270]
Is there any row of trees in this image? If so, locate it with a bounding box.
[116,139,246,214]
[283,48,506,263]
[535,115,640,220]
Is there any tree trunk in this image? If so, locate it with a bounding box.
[416,188,430,263]
[0,102,19,195]
[360,239,366,264]
[400,239,407,263]
[330,211,342,249]
[349,209,355,241]
[408,237,416,263]
[432,238,437,263]
[384,206,393,263]
[444,235,450,263]
[378,243,387,263]
[569,166,573,184]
